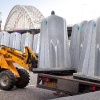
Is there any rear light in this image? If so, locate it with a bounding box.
[45,77,50,82]
[92,86,96,91]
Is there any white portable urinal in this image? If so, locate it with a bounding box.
[78,21,88,72]
[33,12,73,74]
[0,32,10,46]
[9,32,21,50]
[21,32,33,52]
[33,33,40,54]
[70,24,80,71]
[70,21,88,72]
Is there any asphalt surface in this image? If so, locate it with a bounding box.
[52,91,100,100]
[0,72,58,100]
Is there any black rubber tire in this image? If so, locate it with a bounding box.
[15,68,30,88]
[0,70,15,90]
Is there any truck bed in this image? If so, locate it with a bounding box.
[38,73,100,86]
[37,73,100,95]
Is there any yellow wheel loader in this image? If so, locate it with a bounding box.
[0,45,37,90]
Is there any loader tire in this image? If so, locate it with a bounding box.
[0,70,15,90]
[16,69,30,88]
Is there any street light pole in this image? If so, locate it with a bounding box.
[81,4,86,22]
[0,12,2,31]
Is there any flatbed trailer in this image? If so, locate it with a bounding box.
[37,73,100,95]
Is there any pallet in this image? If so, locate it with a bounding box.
[73,73,100,83]
[32,68,75,75]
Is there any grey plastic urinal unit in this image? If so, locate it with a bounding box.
[21,32,33,52]
[70,24,80,71]
[33,33,40,54]
[0,32,10,46]
[9,32,21,50]
[33,13,73,73]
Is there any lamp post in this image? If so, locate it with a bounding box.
[0,12,2,31]
[81,4,86,22]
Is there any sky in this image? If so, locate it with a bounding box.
[0,0,100,30]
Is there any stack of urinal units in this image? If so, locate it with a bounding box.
[33,12,100,81]
[70,18,100,82]
[0,32,40,54]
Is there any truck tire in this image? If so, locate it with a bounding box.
[0,70,15,90]
[15,68,30,88]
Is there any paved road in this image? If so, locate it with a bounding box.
[0,86,57,100]
[52,91,100,100]
[0,72,58,100]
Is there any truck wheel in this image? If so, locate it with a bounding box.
[0,70,15,90]
[16,69,30,88]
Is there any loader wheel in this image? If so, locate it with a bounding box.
[0,70,15,90]
[15,69,30,88]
